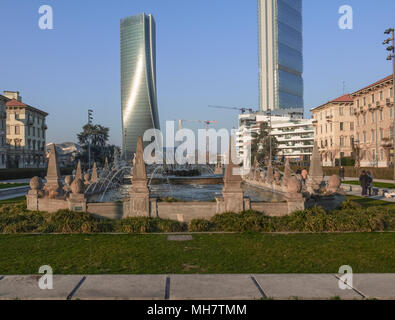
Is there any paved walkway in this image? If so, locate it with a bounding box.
[0,274,394,300]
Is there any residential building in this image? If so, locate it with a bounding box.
[121,13,160,159]
[4,91,48,168]
[0,95,8,168]
[311,94,355,166]
[236,113,314,165]
[352,75,394,167]
[258,0,304,115]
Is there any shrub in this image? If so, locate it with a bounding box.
[189,219,214,232]
[115,217,158,233]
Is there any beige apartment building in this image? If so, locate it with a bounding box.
[311,94,355,166]
[4,91,48,168]
[352,75,394,167]
[312,75,394,168]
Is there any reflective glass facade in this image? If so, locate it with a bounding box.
[121,13,160,159]
[258,0,304,114]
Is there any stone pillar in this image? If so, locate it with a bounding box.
[68,178,87,212]
[285,176,305,214]
[91,162,98,183]
[26,176,43,211]
[43,144,63,197]
[129,136,150,217]
[220,137,245,213]
[75,160,82,181]
[306,141,324,194]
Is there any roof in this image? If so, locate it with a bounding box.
[353,75,393,95]
[5,98,48,116]
[5,99,27,107]
[311,94,353,112]
[330,94,353,103]
[0,94,9,101]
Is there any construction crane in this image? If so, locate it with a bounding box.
[177,119,218,164]
[208,105,256,114]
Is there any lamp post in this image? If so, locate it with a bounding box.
[88,109,93,170]
[383,28,395,179]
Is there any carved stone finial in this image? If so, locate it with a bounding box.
[71,178,85,194]
[327,175,344,194]
[30,176,43,191]
[83,173,91,184]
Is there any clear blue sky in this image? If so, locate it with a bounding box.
[0,0,394,146]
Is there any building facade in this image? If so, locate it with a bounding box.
[121,13,160,159]
[352,75,394,167]
[4,91,48,168]
[311,75,394,168]
[0,95,8,168]
[311,94,355,166]
[236,113,314,165]
[258,0,304,115]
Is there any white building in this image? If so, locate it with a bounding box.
[0,95,7,168]
[236,113,314,165]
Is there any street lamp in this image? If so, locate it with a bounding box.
[88,109,93,170]
[383,28,395,179]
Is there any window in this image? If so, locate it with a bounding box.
[340,122,344,131]
[6,125,10,135]
[380,128,384,140]
[357,133,360,142]
[340,137,344,147]
[363,97,366,105]
[380,110,383,121]
[350,122,354,131]
[350,108,354,115]
[363,114,367,124]
[372,112,375,123]
[15,126,20,135]
[363,132,367,144]
[357,116,360,126]
[340,108,344,116]
[391,88,393,97]
[372,94,375,103]
[33,127,35,137]
[381,149,384,161]
[372,130,375,142]
[391,108,393,118]
[380,91,383,100]
[357,100,360,108]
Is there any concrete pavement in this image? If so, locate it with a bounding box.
[0,274,394,300]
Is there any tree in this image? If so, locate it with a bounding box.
[77,124,110,166]
[251,122,278,165]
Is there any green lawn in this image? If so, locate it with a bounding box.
[343,180,395,189]
[0,183,28,190]
[0,233,394,274]
[346,195,395,209]
[0,196,26,205]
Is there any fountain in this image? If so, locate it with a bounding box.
[26,135,345,222]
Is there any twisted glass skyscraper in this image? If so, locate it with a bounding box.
[258,0,304,115]
[121,13,160,159]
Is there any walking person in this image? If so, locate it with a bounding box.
[359,171,369,197]
[339,166,345,182]
[367,171,373,197]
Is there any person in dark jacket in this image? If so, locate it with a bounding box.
[359,171,369,197]
[367,171,373,196]
[339,167,345,181]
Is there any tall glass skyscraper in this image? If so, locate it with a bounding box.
[121,13,160,159]
[258,0,304,115]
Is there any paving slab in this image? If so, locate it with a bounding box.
[351,274,395,299]
[0,275,84,300]
[254,274,363,300]
[72,275,167,300]
[169,274,263,300]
